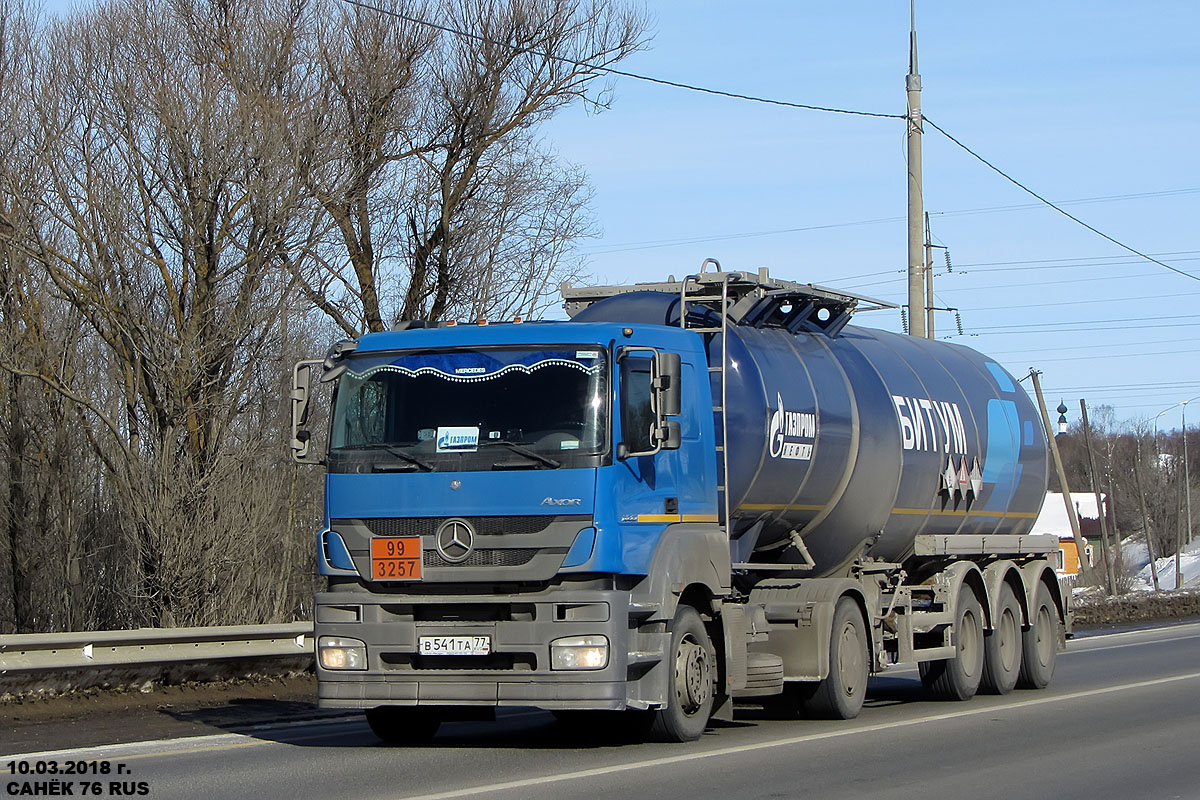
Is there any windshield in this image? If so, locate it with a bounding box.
[329,345,609,472]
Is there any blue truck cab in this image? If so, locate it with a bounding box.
[297,318,730,741]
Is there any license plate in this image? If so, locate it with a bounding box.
[418,636,491,656]
[370,537,422,581]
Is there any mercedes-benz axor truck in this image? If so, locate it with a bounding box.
[290,265,1067,743]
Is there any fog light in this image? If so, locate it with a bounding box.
[318,636,367,670]
[550,635,609,670]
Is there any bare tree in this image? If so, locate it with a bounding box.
[3,0,322,627]
[0,0,643,632]
[294,0,647,333]
[0,0,95,633]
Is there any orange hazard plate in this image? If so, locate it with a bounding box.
[370,537,422,581]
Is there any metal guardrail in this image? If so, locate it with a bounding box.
[0,623,314,674]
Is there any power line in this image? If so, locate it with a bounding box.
[927,187,1200,220]
[970,291,1200,314]
[948,320,1200,336]
[970,314,1200,332]
[923,116,1200,283]
[844,268,1179,294]
[1037,381,1200,395]
[1045,380,1200,391]
[340,0,1194,286]
[582,217,902,255]
[337,0,904,120]
[960,255,1200,275]
[948,249,1200,270]
[818,257,1200,298]
[989,336,1197,356]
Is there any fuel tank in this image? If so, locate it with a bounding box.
[574,291,1049,575]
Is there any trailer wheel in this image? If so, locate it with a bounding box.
[981,583,1022,695]
[920,585,984,701]
[650,605,715,742]
[365,706,441,744]
[803,597,868,720]
[1017,581,1059,689]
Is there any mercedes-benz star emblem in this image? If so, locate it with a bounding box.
[435,518,475,564]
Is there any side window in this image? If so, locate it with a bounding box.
[619,356,654,453]
[341,379,388,446]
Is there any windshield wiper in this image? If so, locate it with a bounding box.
[479,440,561,469]
[341,443,435,472]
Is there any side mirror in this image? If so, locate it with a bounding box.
[655,352,682,417]
[321,339,359,383]
[617,347,684,458]
[657,420,682,450]
[291,359,323,463]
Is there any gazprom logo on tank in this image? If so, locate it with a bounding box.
[891,395,968,454]
[769,393,816,461]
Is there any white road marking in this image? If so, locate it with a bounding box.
[397,671,1200,800]
[5,624,1196,765]
[1064,632,1200,654]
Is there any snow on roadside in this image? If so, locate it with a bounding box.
[1135,539,1200,590]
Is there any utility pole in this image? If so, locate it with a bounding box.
[1030,370,1091,583]
[1080,399,1117,595]
[906,0,925,338]
[1183,399,1193,549]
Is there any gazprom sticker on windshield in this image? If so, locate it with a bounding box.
[436,426,479,452]
[575,350,600,360]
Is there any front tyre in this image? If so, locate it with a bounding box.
[650,605,716,742]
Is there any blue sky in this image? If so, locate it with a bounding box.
[41,0,1200,431]
[541,1,1200,432]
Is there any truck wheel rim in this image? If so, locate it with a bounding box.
[960,607,982,676]
[675,635,711,714]
[837,620,864,697]
[1034,605,1053,665]
[998,607,1019,672]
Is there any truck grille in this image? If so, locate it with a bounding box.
[349,516,586,538]
[424,548,538,568]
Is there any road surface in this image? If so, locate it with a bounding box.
[6,622,1199,800]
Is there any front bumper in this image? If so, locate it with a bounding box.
[315,582,646,710]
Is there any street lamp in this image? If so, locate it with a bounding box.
[1153,395,1200,589]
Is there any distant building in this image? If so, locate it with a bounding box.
[1031,492,1101,576]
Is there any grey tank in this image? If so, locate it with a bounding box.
[574,292,1050,577]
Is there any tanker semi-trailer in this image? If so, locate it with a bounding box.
[289,265,1067,743]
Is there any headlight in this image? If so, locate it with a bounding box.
[318,636,367,670]
[550,635,609,670]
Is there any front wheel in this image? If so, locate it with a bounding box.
[650,605,716,742]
